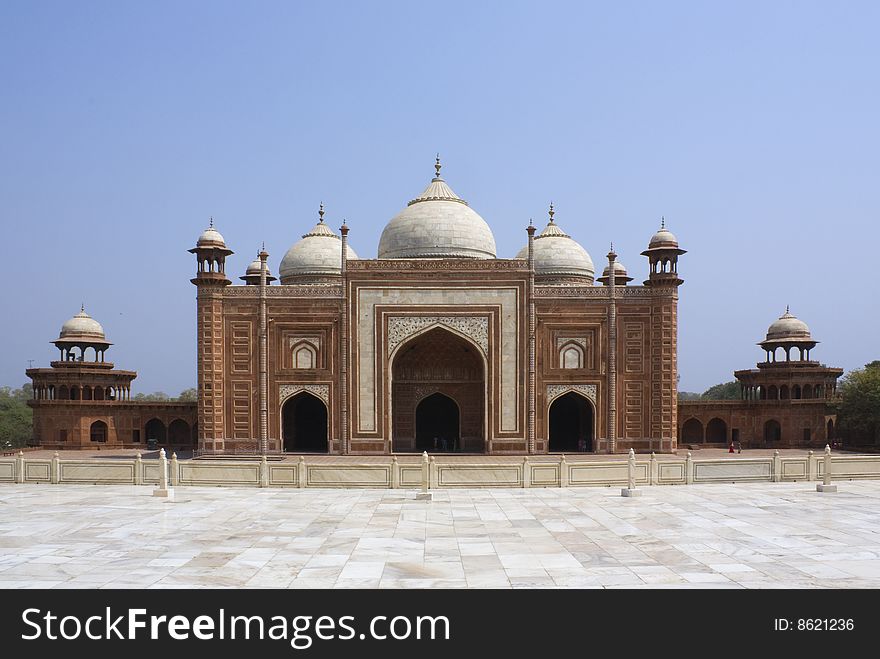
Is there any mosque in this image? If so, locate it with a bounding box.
[25,158,839,454]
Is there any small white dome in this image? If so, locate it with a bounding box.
[648,223,679,249]
[516,207,594,280]
[279,214,359,283]
[197,221,227,248]
[377,158,496,259]
[602,260,628,276]
[765,308,812,342]
[59,307,106,340]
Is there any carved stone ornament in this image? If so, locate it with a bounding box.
[289,336,320,350]
[546,384,597,405]
[279,383,330,405]
[387,316,489,357]
[556,337,588,350]
[224,285,342,298]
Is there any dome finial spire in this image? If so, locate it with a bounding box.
[434,153,442,180]
[660,215,665,229]
[785,304,790,315]
[318,202,325,224]
[548,202,555,224]
[209,216,214,228]
[81,302,85,313]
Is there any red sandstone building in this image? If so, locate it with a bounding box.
[26,307,196,450]
[188,160,683,455]
[677,308,842,448]
[25,159,841,455]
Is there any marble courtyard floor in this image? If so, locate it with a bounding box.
[1,481,879,589]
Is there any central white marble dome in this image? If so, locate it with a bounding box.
[377,159,496,259]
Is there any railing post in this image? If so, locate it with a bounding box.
[621,448,642,497]
[153,448,173,499]
[649,451,657,486]
[772,449,781,483]
[807,450,814,482]
[560,455,569,488]
[259,454,269,488]
[51,452,60,485]
[416,451,432,500]
[134,452,143,486]
[171,452,180,487]
[298,456,306,488]
[685,451,693,485]
[15,451,24,484]
[817,444,837,492]
[391,457,399,489]
[523,456,531,489]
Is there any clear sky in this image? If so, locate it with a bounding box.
[1,1,877,395]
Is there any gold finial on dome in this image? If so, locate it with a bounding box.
[548,202,555,223]
[318,202,325,223]
[434,154,442,180]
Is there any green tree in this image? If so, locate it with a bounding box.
[0,385,33,449]
[132,391,170,401]
[677,391,702,401]
[176,388,197,402]
[701,381,740,400]
[837,362,880,445]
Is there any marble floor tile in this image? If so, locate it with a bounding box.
[3,481,880,589]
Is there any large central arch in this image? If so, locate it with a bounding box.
[390,326,485,453]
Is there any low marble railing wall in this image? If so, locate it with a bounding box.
[1,450,879,490]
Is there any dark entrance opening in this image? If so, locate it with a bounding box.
[90,420,107,443]
[764,419,782,443]
[548,392,594,452]
[282,392,328,453]
[145,418,167,446]
[415,393,459,452]
[169,419,192,446]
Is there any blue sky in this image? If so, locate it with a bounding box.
[1,1,877,395]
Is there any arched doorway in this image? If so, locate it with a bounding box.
[282,392,328,453]
[681,418,704,443]
[415,393,459,451]
[764,419,782,443]
[827,419,835,441]
[706,418,727,443]
[168,419,192,446]
[90,420,108,443]
[390,327,484,453]
[145,418,167,445]
[548,392,594,452]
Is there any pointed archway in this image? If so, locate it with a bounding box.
[548,392,594,452]
[390,327,485,453]
[282,392,328,453]
[416,393,460,452]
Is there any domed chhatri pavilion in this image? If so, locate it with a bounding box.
[678,307,843,448]
[25,307,196,448]
[189,157,686,455]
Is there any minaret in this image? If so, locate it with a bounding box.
[340,216,350,455]
[258,244,269,455]
[526,218,536,454]
[189,219,233,453]
[641,218,686,451]
[607,245,618,454]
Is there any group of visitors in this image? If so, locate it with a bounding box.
[432,436,458,452]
